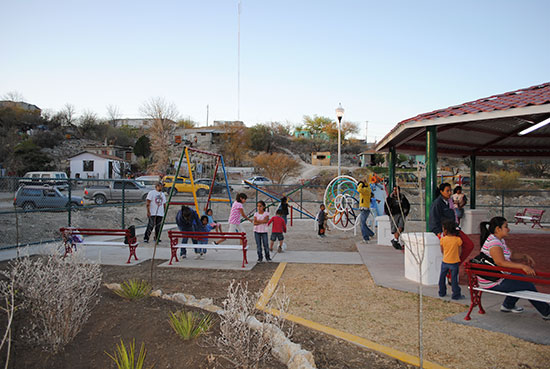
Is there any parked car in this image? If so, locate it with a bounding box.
[135,175,162,189]
[83,180,149,205]
[14,185,83,210]
[193,178,232,194]
[162,176,210,196]
[242,176,272,188]
[19,171,69,190]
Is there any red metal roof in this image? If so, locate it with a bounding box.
[399,82,550,125]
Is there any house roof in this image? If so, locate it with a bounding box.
[69,151,128,162]
[375,82,550,158]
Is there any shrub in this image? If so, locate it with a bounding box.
[114,279,151,300]
[106,338,153,369]
[3,250,102,353]
[169,310,212,340]
[492,170,521,191]
[216,281,292,369]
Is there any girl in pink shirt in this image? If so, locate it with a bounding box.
[253,201,271,262]
[215,193,251,245]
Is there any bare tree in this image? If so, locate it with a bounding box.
[254,153,300,184]
[57,103,76,126]
[140,97,179,173]
[2,91,25,101]
[106,104,121,127]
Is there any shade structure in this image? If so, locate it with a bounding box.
[375,82,550,158]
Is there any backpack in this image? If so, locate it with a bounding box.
[469,252,503,282]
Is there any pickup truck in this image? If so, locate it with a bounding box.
[83,180,149,205]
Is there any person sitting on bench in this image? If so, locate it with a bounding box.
[479,216,550,320]
[175,205,200,259]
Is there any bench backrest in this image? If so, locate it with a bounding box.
[523,208,545,217]
[60,227,137,244]
[464,262,550,286]
[168,230,247,246]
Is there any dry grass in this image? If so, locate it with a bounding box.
[276,264,550,369]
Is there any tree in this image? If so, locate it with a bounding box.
[106,105,121,127]
[324,120,359,141]
[248,124,273,152]
[140,97,179,173]
[134,135,151,158]
[253,152,300,184]
[11,140,53,175]
[55,103,77,126]
[303,115,332,137]
[2,91,25,101]
[219,123,250,166]
[177,118,196,128]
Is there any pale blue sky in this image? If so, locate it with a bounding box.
[2,0,549,141]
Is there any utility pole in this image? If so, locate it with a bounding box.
[365,120,369,144]
[237,0,241,121]
[206,104,209,126]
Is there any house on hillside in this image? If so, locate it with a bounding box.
[172,127,226,148]
[0,101,41,115]
[84,144,136,164]
[69,152,129,179]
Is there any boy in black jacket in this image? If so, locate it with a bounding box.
[384,186,410,250]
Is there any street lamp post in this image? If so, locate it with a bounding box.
[335,103,344,178]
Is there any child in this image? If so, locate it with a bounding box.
[268,209,287,253]
[279,196,289,224]
[206,208,222,232]
[215,193,251,245]
[253,201,271,262]
[451,186,467,226]
[195,215,214,259]
[317,204,328,237]
[438,219,464,300]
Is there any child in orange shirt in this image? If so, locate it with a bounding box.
[438,219,464,300]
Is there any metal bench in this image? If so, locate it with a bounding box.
[167,230,248,268]
[514,208,545,228]
[60,227,139,264]
[464,261,550,320]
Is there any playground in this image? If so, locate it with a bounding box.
[3,215,549,369]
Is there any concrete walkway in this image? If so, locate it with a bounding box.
[357,238,550,345]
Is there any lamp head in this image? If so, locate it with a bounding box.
[335,103,344,119]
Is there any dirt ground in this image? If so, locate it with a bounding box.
[276,263,550,369]
[4,260,413,369]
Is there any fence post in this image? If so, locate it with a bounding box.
[68,179,72,227]
[300,187,303,219]
[122,180,126,229]
[501,189,505,218]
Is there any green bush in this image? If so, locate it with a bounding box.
[114,279,151,300]
[106,339,153,369]
[169,310,213,340]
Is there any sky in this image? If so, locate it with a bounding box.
[2,0,550,142]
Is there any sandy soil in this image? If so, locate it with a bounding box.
[276,263,550,369]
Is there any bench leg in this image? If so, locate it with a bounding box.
[169,248,179,265]
[127,245,138,264]
[532,220,542,228]
[465,289,485,320]
[63,242,73,258]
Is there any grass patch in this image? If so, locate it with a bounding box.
[114,279,152,300]
[169,310,213,340]
[106,338,153,369]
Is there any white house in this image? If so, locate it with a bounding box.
[69,152,129,179]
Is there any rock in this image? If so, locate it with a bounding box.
[104,283,122,292]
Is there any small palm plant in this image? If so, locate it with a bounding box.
[169,310,213,340]
[106,338,153,369]
[114,279,152,300]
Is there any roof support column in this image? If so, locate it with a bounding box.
[388,147,396,191]
[425,126,437,231]
[470,155,476,209]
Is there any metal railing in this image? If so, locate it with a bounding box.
[1,176,549,250]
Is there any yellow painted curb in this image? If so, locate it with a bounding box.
[257,262,449,369]
[256,262,287,310]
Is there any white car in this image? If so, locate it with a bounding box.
[242,176,272,188]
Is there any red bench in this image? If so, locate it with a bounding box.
[514,208,545,228]
[464,261,550,320]
[167,230,248,268]
[60,227,139,264]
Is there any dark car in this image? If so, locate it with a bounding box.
[14,185,83,210]
[194,178,232,194]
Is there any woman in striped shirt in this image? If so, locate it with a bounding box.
[479,217,550,319]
